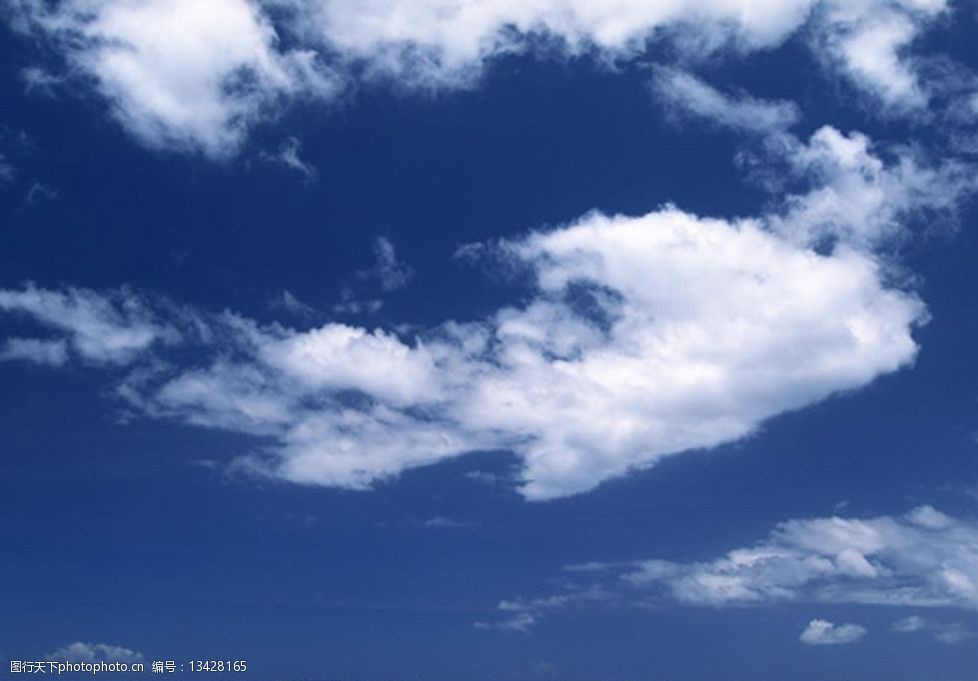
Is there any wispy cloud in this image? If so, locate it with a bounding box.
[25,182,57,205]
[44,642,143,664]
[0,337,68,366]
[0,284,178,365]
[260,137,318,183]
[650,67,800,135]
[269,290,316,319]
[423,516,476,529]
[480,507,978,632]
[358,237,414,292]
[20,66,64,97]
[0,154,13,183]
[622,506,978,609]
[476,586,612,632]
[892,615,977,644]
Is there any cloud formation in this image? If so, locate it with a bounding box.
[7,0,963,156]
[891,615,977,644]
[44,642,143,664]
[2,122,967,498]
[0,153,13,182]
[11,0,338,157]
[260,137,318,182]
[480,507,978,630]
[799,619,867,645]
[358,237,414,292]
[624,506,978,608]
[649,67,800,135]
[0,337,68,366]
[476,586,612,632]
[5,70,977,500]
[0,285,178,365]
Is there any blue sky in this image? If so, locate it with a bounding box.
[2,1,978,679]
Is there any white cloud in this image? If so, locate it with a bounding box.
[20,65,64,96]
[423,515,475,528]
[1,128,968,499]
[0,154,13,182]
[281,0,813,85]
[331,290,384,316]
[7,0,960,155]
[765,126,974,249]
[624,506,978,609]
[475,610,539,633]
[13,0,339,157]
[465,206,924,499]
[44,642,143,664]
[261,136,318,182]
[649,67,800,134]
[0,284,177,365]
[892,614,928,632]
[327,237,414,317]
[0,337,68,366]
[0,129,31,182]
[479,507,978,631]
[283,0,945,104]
[358,237,414,292]
[269,290,316,318]
[25,182,57,205]
[5,113,973,501]
[0,200,926,498]
[813,1,942,109]
[892,615,976,644]
[476,586,611,632]
[799,619,867,645]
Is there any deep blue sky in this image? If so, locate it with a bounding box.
[2,3,978,680]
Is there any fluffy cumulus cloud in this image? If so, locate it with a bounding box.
[799,619,867,645]
[5,0,961,155]
[44,642,143,664]
[479,507,978,630]
[1,124,959,500]
[769,127,974,249]
[812,0,943,109]
[466,206,923,499]
[9,0,338,156]
[244,0,953,108]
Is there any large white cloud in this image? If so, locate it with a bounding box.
[267,0,951,108]
[7,0,957,156]
[1,125,957,499]
[460,206,924,499]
